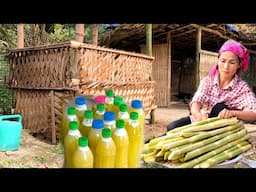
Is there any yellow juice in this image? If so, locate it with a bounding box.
[126,112,142,168]
[87,119,104,164]
[60,106,79,145]
[93,103,105,120]
[129,100,145,149]
[95,128,116,168]
[72,137,93,168]
[80,110,93,137]
[105,89,115,112]
[74,96,87,123]
[64,121,81,168]
[112,119,129,168]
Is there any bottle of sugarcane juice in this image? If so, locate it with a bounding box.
[87,119,104,159]
[60,106,79,145]
[117,103,129,126]
[129,99,145,149]
[112,96,124,118]
[64,121,81,168]
[74,96,87,123]
[112,119,129,168]
[105,89,115,112]
[94,103,106,120]
[126,112,142,168]
[80,110,93,137]
[103,111,116,133]
[95,128,116,168]
[72,136,94,168]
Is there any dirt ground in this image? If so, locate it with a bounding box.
[1,102,256,168]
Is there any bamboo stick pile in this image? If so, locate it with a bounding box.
[142,117,252,168]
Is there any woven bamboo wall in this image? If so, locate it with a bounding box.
[199,50,218,80]
[8,41,155,143]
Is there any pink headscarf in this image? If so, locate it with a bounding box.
[209,39,249,77]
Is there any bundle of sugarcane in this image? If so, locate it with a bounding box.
[141,117,252,168]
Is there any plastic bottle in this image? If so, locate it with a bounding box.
[72,136,94,168]
[117,103,129,126]
[93,103,106,120]
[87,119,104,160]
[129,99,145,149]
[95,128,116,168]
[60,106,79,145]
[103,111,116,133]
[92,95,106,114]
[80,110,93,137]
[105,89,115,112]
[112,119,129,168]
[126,112,142,168]
[74,96,87,123]
[64,121,81,168]
[112,96,124,118]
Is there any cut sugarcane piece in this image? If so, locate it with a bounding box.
[178,135,250,168]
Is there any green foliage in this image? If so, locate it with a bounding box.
[48,24,75,43]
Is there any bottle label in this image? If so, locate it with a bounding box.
[118,112,129,119]
[76,104,87,111]
[68,115,78,121]
[129,120,139,128]
[106,97,114,104]
[82,119,93,127]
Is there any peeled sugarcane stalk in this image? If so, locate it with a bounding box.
[142,143,157,154]
[178,135,250,168]
[180,117,239,133]
[148,134,183,146]
[195,141,252,168]
[142,150,158,162]
[166,117,220,135]
[183,127,245,161]
[168,128,246,160]
[155,137,184,148]
[179,132,206,138]
[163,122,242,151]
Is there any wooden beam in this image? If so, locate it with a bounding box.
[195,27,202,89]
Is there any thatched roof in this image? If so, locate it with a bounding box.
[99,24,256,53]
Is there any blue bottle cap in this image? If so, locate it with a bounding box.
[92,119,104,129]
[75,96,87,105]
[131,99,143,109]
[104,111,115,121]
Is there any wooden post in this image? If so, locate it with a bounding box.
[92,24,99,46]
[50,90,56,144]
[17,24,24,48]
[195,27,202,90]
[75,24,85,43]
[146,24,152,56]
[167,32,171,105]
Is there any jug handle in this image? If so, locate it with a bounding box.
[0,114,22,123]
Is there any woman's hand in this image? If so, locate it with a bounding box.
[218,108,236,119]
[192,111,208,122]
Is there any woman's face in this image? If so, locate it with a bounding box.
[218,51,240,79]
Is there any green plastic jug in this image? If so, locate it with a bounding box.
[0,114,23,151]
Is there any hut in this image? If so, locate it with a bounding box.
[99,24,256,107]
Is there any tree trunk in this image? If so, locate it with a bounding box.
[17,24,24,48]
[92,24,99,45]
[75,24,84,43]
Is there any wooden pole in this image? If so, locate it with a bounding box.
[195,27,202,90]
[92,24,99,46]
[75,24,85,43]
[146,24,152,56]
[17,24,24,48]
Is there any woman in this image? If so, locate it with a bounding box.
[167,39,256,131]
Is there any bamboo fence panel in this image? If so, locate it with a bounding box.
[8,41,155,143]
